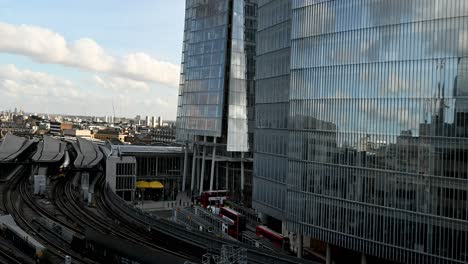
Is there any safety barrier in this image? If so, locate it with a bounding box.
[104,184,317,264]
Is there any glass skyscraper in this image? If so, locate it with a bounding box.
[254,0,468,263]
[253,0,291,222]
[177,0,257,203]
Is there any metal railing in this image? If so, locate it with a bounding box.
[103,183,317,264]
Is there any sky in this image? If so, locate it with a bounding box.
[0,0,185,120]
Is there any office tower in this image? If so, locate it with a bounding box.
[252,0,291,223]
[151,116,156,128]
[176,0,257,203]
[145,116,151,127]
[135,115,141,125]
[254,1,468,263]
[157,116,162,127]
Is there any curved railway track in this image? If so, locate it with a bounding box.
[54,172,197,263]
[0,249,23,264]
[3,166,90,264]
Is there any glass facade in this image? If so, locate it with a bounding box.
[227,0,249,151]
[176,0,256,152]
[176,0,229,139]
[286,1,468,263]
[253,0,291,221]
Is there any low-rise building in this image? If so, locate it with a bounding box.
[93,129,126,142]
[103,143,185,201]
[63,129,92,137]
[49,122,73,136]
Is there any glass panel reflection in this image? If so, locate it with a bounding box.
[288,1,468,263]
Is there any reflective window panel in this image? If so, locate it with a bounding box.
[253,0,291,221]
[288,1,468,263]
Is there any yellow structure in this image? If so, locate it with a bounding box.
[136,181,164,189]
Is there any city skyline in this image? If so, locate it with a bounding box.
[2,1,468,263]
[0,0,185,119]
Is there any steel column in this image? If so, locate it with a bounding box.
[240,152,245,202]
[182,143,188,192]
[199,136,207,195]
[225,162,229,190]
[209,137,217,191]
[190,142,198,192]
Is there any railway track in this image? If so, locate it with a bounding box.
[4,166,92,264]
[54,172,197,263]
[20,178,81,234]
[0,249,23,264]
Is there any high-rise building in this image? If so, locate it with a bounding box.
[253,0,291,223]
[135,115,141,125]
[157,116,162,127]
[145,116,151,127]
[176,0,257,203]
[254,1,468,263]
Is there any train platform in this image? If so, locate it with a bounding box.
[32,136,66,163]
[0,134,36,163]
[0,215,45,254]
[71,137,103,169]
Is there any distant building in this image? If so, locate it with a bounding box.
[49,122,71,136]
[135,115,141,125]
[93,129,126,142]
[49,122,61,136]
[157,116,162,127]
[63,129,91,138]
[145,116,151,127]
[153,127,176,144]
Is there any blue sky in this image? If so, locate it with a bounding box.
[0,0,185,120]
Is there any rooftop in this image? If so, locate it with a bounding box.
[32,135,67,163]
[107,144,183,157]
[0,134,36,162]
[96,129,120,135]
[72,137,103,169]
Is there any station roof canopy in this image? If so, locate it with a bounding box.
[0,215,45,250]
[72,137,103,169]
[32,136,67,163]
[136,181,164,189]
[0,134,37,163]
[105,144,183,158]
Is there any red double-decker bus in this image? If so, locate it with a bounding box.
[256,225,289,249]
[198,190,228,208]
[219,207,246,240]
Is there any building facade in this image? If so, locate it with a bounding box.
[253,0,291,222]
[284,1,468,263]
[176,0,257,203]
[252,0,468,263]
[104,144,185,201]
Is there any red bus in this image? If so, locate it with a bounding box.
[219,207,246,240]
[199,190,228,208]
[256,225,289,249]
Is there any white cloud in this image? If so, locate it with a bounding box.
[0,64,81,98]
[94,75,150,93]
[380,74,410,95]
[0,22,180,87]
[0,64,178,119]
